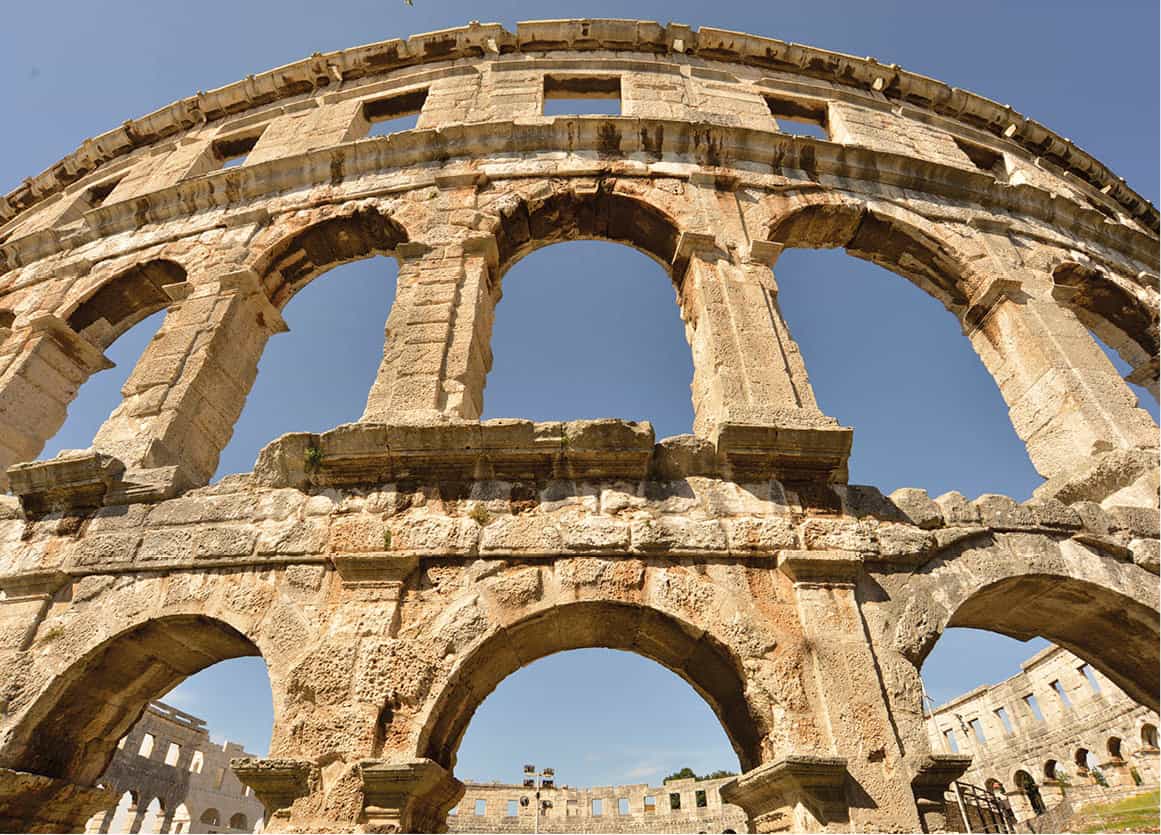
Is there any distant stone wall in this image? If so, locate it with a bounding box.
[81,701,265,834]
[448,775,747,833]
[928,645,1160,822]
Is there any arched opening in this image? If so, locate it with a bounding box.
[200,808,221,827]
[170,803,191,834]
[139,796,164,834]
[107,791,136,834]
[454,649,740,787]
[946,575,1159,712]
[483,240,694,438]
[228,812,248,830]
[418,602,764,775]
[1044,760,1062,781]
[214,255,399,477]
[37,310,166,462]
[0,615,266,786]
[1109,737,1125,761]
[769,205,1040,498]
[1014,770,1045,815]
[1143,724,1159,750]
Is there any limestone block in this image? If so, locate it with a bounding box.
[888,488,944,529]
[934,491,980,524]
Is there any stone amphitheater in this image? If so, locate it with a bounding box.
[0,18,1156,834]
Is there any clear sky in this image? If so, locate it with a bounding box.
[4,0,1157,788]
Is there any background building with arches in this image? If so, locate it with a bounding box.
[0,18,1156,834]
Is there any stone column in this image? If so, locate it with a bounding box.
[90,268,287,495]
[676,234,851,480]
[359,758,464,833]
[0,315,111,489]
[963,276,1157,482]
[362,233,498,423]
[777,550,925,831]
[232,758,317,832]
[0,768,117,834]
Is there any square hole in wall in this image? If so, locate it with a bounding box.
[211,131,264,170]
[952,137,1006,176]
[766,95,829,139]
[617,798,630,815]
[543,75,621,116]
[363,89,428,137]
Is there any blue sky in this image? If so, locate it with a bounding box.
[5,0,1157,787]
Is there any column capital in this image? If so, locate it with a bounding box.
[747,239,785,267]
[910,753,973,799]
[8,451,126,514]
[24,314,113,374]
[231,757,317,823]
[719,755,849,832]
[358,757,464,834]
[213,268,288,335]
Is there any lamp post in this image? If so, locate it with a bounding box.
[521,764,554,834]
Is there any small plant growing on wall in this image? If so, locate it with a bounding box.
[469,504,492,526]
[304,445,324,471]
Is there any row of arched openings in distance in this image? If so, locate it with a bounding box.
[27,235,1159,829]
[86,794,251,833]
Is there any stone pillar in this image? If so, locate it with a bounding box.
[719,756,848,832]
[359,758,464,833]
[676,234,851,480]
[964,277,1157,481]
[0,768,117,834]
[362,233,498,423]
[0,315,112,489]
[90,268,287,495]
[910,754,972,833]
[777,550,925,831]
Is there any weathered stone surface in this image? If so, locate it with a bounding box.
[0,17,1156,835]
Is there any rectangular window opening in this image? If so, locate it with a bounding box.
[591,798,603,817]
[617,798,630,816]
[643,795,656,814]
[543,75,621,116]
[953,137,1005,174]
[1024,693,1044,721]
[695,789,707,808]
[943,728,959,753]
[86,177,124,209]
[1051,679,1073,709]
[362,89,428,138]
[506,799,518,817]
[969,718,987,745]
[138,733,155,758]
[211,131,263,170]
[995,706,1014,735]
[1080,664,1102,695]
[474,799,486,816]
[766,96,829,139]
[669,792,681,810]
[164,741,181,767]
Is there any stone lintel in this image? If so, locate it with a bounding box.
[395,241,433,260]
[332,552,419,597]
[8,451,126,514]
[674,230,720,262]
[231,757,316,821]
[777,550,862,586]
[0,768,117,834]
[714,422,852,483]
[910,754,974,799]
[719,755,849,832]
[359,758,464,834]
[462,233,499,269]
[0,570,70,598]
[433,171,489,190]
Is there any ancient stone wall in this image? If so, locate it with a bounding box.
[927,646,1160,822]
[0,18,1156,835]
[81,701,264,834]
[447,774,747,833]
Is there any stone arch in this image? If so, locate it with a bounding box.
[0,614,263,786]
[766,197,975,312]
[1108,736,1124,760]
[488,182,684,281]
[1142,723,1159,749]
[170,803,191,834]
[1051,260,1158,389]
[200,807,221,827]
[63,259,188,351]
[1043,759,1060,780]
[415,600,764,774]
[1013,769,1045,815]
[249,205,409,307]
[898,537,1160,712]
